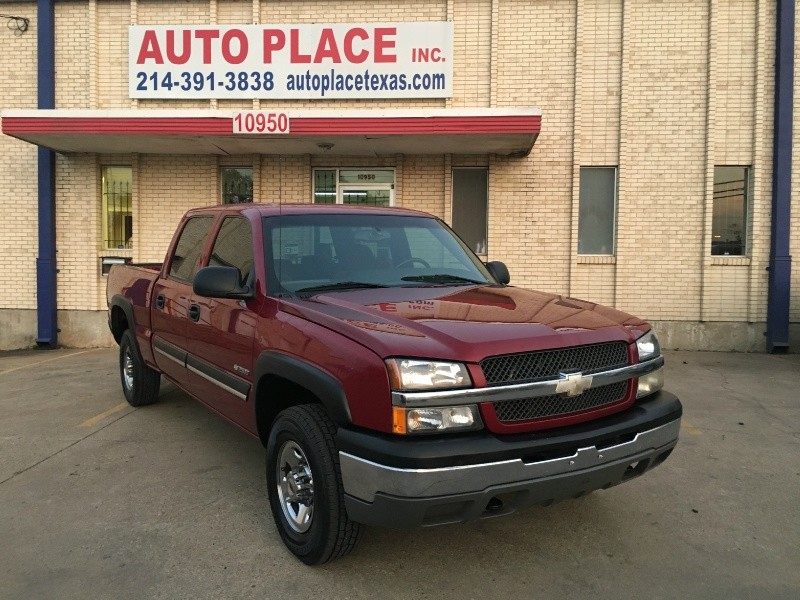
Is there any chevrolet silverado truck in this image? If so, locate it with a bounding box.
[107,203,681,564]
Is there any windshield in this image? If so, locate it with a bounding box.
[263,213,494,295]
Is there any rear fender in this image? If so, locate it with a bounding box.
[109,295,156,366]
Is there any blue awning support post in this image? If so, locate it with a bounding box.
[766,0,794,353]
[36,0,57,347]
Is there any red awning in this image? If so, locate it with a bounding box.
[1,108,541,156]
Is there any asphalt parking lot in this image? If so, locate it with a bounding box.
[1,347,798,599]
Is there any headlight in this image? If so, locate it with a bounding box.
[386,358,471,391]
[636,331,661,362]
[392,405,482,434]
[636,331,664,398]
[637,368,664,398]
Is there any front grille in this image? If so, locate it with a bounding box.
[493,381,628,422]
[481,342,629,386]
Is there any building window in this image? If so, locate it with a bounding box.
[314,169,336,204]
[712,166,749,256]
[102,166,133,249]
[312,168,395,206]
[578,167,617,255]
[221,167,253,204]
[451,168,488,255]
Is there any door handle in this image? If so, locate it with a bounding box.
[188,304,200,322]
[155,294,165,309]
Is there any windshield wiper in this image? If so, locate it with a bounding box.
[401,274,487,285]
[295,281,389,296]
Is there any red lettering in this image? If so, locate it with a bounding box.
[165,30,191,64]
[194,29,220,64]
[136,30,164,64]
[262,29,286,63]
[374,27,396,63]
[221,29,248,64]
[343,28,369,63]
[313,28,341,63]
[290,29,311,63]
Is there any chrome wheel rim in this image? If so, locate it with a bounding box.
[122,347,134,391]
[276,440,314,533]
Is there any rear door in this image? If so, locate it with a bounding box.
[184,216,257,429]
[151,216,214,387]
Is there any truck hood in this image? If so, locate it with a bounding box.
[280,285,650,363]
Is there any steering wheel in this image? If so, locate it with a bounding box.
[396,257,431,269]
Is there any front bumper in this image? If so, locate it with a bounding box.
[338,391,681,528]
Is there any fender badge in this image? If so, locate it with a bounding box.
[233,364,250,376]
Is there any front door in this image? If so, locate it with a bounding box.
[338,185,394,207]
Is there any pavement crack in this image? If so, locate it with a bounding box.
[0,409,134,487]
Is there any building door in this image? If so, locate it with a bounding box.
[313,168,395,206]
[338,185,393,207]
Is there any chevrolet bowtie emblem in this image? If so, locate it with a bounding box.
[555,371,593,397]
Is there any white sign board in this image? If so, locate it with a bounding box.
[129,22,453,100]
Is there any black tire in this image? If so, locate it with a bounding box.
[119,329,161,407]
[266,404,364,565]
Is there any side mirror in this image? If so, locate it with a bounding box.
[193,266,253,299]
[485,261,510,285]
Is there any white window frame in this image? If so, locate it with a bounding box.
[312,168,396,206]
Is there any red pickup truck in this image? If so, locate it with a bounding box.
[107,203,681,564]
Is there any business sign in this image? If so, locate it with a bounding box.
[129,22,453,100]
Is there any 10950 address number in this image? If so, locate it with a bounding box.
[232,112,291,134]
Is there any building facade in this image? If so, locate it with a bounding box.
[0,0,797,351]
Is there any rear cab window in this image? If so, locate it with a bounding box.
[168,216,214,284]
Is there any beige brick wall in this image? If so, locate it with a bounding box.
[55,0,91,108]
[98,0,133,108]
[1,0,799,349]
[135,154,218,262]
[488,0,576,294]
[0,2,38,311]
[616,0,709,321]
[451,0,491,108]
[792,2,800,322]
[56,155,102,310]
[569,0,623,306]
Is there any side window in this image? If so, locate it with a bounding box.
[169,217,213,283]
[209,217,254,284]
[451,168,488,255]
[578,166,617,255]
[712,166,750,256]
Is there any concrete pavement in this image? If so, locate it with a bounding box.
[0,348,798,599]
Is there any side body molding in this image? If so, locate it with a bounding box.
[252,351,353,427]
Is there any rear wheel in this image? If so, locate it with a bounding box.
[119,329,160,407]
[266,404,363,564]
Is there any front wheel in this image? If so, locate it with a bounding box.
[266,404,363,564]
[119,329,160,407]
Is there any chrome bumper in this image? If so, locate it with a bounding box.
[340,418,680,527]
